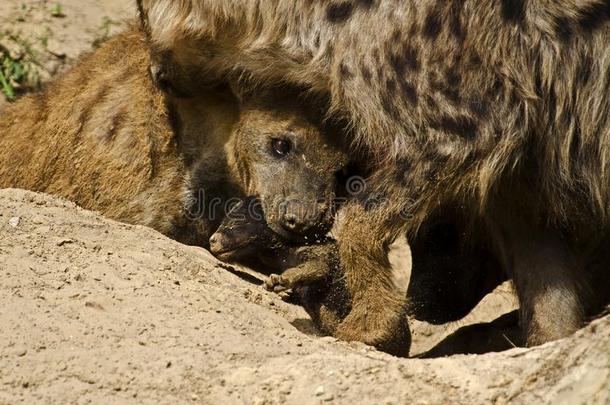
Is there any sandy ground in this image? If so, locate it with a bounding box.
[1,189,609,404]
[0,0,133,109]
[1,1,609,403]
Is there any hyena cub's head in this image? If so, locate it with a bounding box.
[229,87,349,242]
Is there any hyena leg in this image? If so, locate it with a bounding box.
[491,217,585,346]
[334,200,411,356]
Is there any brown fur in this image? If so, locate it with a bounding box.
[138,0,610,348]
[0,26,349,256]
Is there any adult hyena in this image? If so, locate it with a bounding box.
[138,0,610,348]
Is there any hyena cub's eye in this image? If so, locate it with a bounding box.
[270,138,292,157]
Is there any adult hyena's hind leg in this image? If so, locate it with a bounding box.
[490,213,586,346]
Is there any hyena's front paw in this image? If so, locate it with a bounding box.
[264,273,291,293]
[335,291,410,357]
[264,262,329,293]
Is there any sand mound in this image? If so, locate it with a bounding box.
[0,189,608,404]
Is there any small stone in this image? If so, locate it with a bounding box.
[57,238,75,247]
[8,217,20,227]
[315,386,325,396]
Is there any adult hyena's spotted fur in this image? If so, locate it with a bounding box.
[138,0,610,349]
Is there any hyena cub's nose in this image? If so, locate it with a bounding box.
[209,234,224,254]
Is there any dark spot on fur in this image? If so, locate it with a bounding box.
[400,80,418,105]
[577,55,593,85]
[339,61,353,79]
[509,88,520,107]
[492,124,505,139]
[444,88,461,105]
[431,115,479,140]
[547,87,557,122]
[534,68,543,95]
[389,46,420,76]
[326,2,354,23]
[404,46,420,71]
[324,43,335,59]
[361,65,372,83]
[577,2,610,34]
[423,149,450,165]
[425,95,438,110]
[424,166,440,182]
[423,10,443,39]
[431,78,460,105]
[385,78,397,94]
[469,53,482,67]
[446,70,461,87]
[447,0,466,39]
[464,149,483,167]
[391,29,401,43]
[389,54,404,76]
[395,158,412,183]
[554,16,574,42]
[488,77,504,98]
[381,95,401,120]
[356,0,375,9]
[500,0,526,24]
[468,99,489,119]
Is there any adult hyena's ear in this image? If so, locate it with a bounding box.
[136,0,150,38]
[136,0,199,49]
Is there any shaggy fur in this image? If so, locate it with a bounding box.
[137,0,610,347]
[0,26,349,255]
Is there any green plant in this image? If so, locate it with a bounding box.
[50,3,66,18]
[0,34,41,101]
[92,16,117,48]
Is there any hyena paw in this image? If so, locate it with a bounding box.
[335,295,410,356]
[264,274,290,293]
